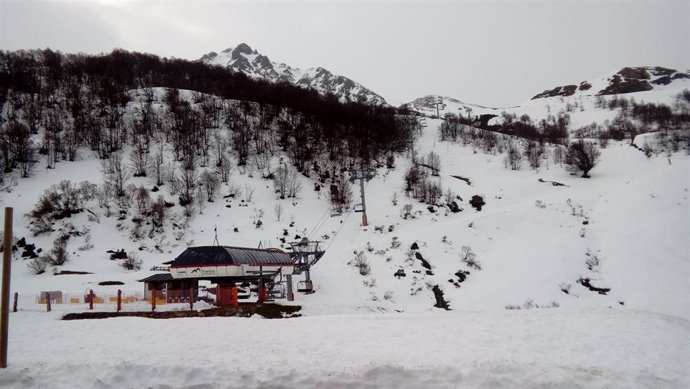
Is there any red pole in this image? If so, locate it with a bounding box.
[89,289,94,310]
[151,289,156,312]
[117,289,122,312]
[231,287,238,309]
[12,293,17,313]
[189,288,194,311]
[258,285,266,304]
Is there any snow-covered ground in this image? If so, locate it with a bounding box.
[1,308,688,388]
[0,90,688,386]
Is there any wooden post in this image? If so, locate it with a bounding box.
[189,288,194,311]
[151,289,156,312]
[1,207,13,369]
[12,293,17,313]
[117,289,122,312]
[46,293,51,312]
[88,290,94,310]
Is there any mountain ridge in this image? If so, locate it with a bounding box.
[531,66,689,100]
[401,66,690,119]
[200,43,388,106]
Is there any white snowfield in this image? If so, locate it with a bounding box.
[0,82,689,387]
[1,309,688,388]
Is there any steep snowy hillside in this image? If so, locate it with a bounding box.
[200,43,387,105]
[3,107,688,319]
[296,120,689,319]
[1,114,688,389]
[2,84,688,388]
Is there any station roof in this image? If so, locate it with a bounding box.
[165,246,294,267]
[138,273,173,283]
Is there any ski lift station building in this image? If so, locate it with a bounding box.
[140,243,323,305]
[166,246,295,280]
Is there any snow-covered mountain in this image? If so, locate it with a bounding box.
[531,66,690,100]
[200,43,388,105]
[402,67,690,129]
[401,95,503,118]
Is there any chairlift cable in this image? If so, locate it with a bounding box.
[307,207,330,239]
[308,207,332,240]
[324,208,353,253]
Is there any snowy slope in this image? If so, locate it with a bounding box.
[1,83,689,387]
[297,119,689,319]
[2,110,687,319]
[531,66,690,100]
[200,43,388,105]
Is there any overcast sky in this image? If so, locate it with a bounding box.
[1,0,688,107]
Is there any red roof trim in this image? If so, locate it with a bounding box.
[170,263,294,268]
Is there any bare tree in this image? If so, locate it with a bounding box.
[200,169,220,202]
[286,168,303,198]
[130,144,149,177]
[525,141,544,171]
[2,121,37,177]
[196,185,206,214]
[150,195,167,228]
[213,134,232,183]
[426,150,441,176]
[274,165,289,199]
[254,151,273,178]
[330,174,353,213]
[151,143,165,186]
[101,151,129,198]
[244,183,255,202]
[504,140,522,170]
[565,140,601,178]
[135,186,150,215]
[177,155,198,206]
[552,145,565,165]
[274,202,284,221]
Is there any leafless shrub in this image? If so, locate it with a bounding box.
[460,245,481,270]
[585,249,600,272]
[121,252,143,271]
[274,202,284,221]
[27,257,48,274]
[352,251,371,276]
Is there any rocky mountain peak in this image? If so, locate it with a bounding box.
[199,44,387,106]
[233,42,254,55]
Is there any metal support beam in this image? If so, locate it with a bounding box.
[351,166,375,227]
[286,274,294,301]
[359,172,367,226]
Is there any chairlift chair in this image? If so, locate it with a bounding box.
[297,279,314,294]
[269,283,286,299]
